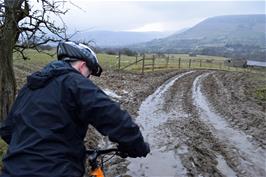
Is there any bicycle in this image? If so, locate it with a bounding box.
[86,148,127,177]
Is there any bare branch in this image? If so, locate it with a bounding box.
[69,0,86,12]
[1,0,82,61]
[13,46,29,60]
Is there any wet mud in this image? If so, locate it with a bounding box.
[14,68,265,177]
[90,70,266,177]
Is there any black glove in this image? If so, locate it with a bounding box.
[118,142,150,158]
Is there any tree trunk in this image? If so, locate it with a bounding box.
[0,2,18,122]
[0,42,16,122]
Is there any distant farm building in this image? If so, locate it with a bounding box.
[246,60,266,68]
[224,59,247,67]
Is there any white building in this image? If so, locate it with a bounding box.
[247,60,266,68]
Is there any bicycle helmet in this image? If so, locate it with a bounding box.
[57,41,102,76]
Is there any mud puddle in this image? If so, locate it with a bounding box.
[192,73,266,177]
[103,88,122,100]
[126,71,194,177]
[216,155,237,177]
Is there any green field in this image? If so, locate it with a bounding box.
[114,54,252,73]
[12,50,262,75]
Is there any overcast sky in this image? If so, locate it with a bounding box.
[57,0,265,33]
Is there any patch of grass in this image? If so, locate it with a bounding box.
[255,88,266,101]
[97,53,119,70]
[14,49,55,65]
[0,138,7,170]
[249,73,266,101]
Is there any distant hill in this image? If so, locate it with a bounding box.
[130,15,266,61]
[173,14,265,46]
[70,30,172,47]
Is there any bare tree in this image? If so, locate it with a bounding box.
[0,0,68,122]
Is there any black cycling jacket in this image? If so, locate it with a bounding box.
[0,61,145,177]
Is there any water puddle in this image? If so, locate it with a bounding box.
[103,88,122,99]
[136,71,194,138]
[192,73,266,177]
[128,148,185,177]
[126,71,194,177]
[216,155,237,177]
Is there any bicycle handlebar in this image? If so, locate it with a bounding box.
[86,148,119,157]
[86,148,127,170]
[86,148,128,160]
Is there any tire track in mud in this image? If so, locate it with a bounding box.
[162,71,229,177]
[192,72,266,177]
[201,72,266,148]
[126,71,194,177]
[126,70,265,177]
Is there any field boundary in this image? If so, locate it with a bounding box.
[115,54,264,74]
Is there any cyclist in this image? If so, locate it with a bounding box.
[0,41,150,177]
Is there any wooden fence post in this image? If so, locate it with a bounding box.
[178,57,181,69]
[136,54,138,63]
[200,59,202,68]
[189,59,191,69]
[166,55,169,68]
[142,54,145,74]
[118,52,121,70]
[152,55,155,72]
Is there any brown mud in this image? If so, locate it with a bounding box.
[14,67,266,177]
[87,70,265,177]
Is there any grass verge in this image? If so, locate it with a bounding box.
[256,88,266,101]
[0,138,7,171]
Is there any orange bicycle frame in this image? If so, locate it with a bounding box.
[89,167,104,177]
[86,148,120,177]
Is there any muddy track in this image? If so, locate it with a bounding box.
[121,70,265,177]
[84,70,186,176]
[12,67,265,177]
[162,71,227,177]
[14,67,260,177]
[201,72,266,148]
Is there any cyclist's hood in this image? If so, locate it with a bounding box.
[27,60,78,90]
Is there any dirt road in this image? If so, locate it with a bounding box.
[13,63,265,177]
[91,70,265,177]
